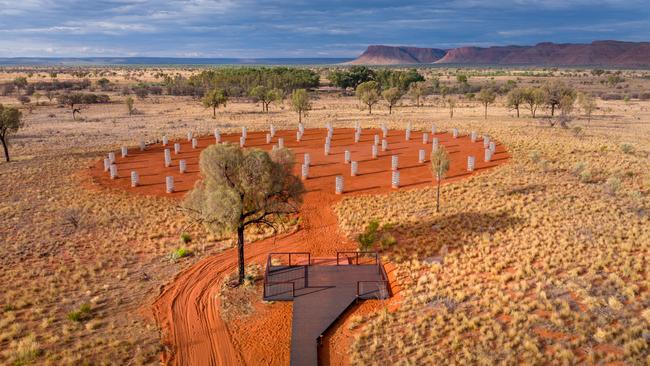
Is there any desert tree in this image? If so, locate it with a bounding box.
[45,90,55,103]
[578,92,597,124]
[250,85,283,112]
[134,87,149,100]
[183,144,305,285]
[0,104,23,162]
[477,87,496,119]
[33,92,42,106]
[542,80,576,117]
[506,88,525,117]
[202,88,228,118]
[440,84,450,99]
[430,146,450,212]
[290,88,311,124]
[523,87,545,118]
[408,81,426,107]
[447,97,456,119]
[356,81,380,114]
[13,77,27,92]
[97,78,110,90]
[125,96,135,115]
[57,93,84,120]
[554,94,577,128]
[382,87,402,114]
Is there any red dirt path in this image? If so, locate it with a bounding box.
[88,128,509,366]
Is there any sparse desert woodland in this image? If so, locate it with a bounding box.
[0,66,648,365]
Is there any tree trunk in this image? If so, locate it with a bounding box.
[1,136,9,162]
[368,104,372,114]
[212,106,216,118]
[516,106,520,118]
[389,105,392,114]
[237,226,245,285]
[298,111,302,123]
[551,104,555,117]
[436,176,441,212]
[484,104,488,119]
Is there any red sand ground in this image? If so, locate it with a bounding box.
[88,128,509,366]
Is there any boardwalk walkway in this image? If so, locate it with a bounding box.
[263,252,390,366]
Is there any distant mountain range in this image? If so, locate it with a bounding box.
[348,41,650,67]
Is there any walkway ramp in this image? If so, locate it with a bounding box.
[263,252,390,366]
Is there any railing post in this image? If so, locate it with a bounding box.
[305,265,308,288]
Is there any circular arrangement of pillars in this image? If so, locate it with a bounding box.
[105,125,495,195]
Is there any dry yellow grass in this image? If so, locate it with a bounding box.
[0,67,648,364]
[335,97,650,365]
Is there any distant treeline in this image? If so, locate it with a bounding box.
[159,67,320,97]
[329,66,425,91]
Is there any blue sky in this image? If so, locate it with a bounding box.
[0,0,648,58]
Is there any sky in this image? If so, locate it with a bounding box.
[0,0,648,58]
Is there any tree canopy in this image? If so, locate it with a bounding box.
[290,89,312,123]
[0,104,23,162]
[202,88,228,117]
[183,144,305,285]
[356,81,380,114]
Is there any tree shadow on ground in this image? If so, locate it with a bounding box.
[380,210,524,262]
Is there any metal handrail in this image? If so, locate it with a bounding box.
[356,280,389,299]
[264,280,296,298]
[268,252,311,267]
[336,251,378,265]
[264,252,310,298]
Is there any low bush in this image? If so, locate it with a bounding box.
[619,143,635,154]
[67,303,91,322]
[180,233,192,244]
[357,219,380,251]
[170,247,192,261]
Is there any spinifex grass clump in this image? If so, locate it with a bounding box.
[67,303,92,322]
[357,219,397,251]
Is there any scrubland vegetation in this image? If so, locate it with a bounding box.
[336,110,649,364]
[0,65,648,364]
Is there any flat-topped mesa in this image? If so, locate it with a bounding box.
[349,41,650,67]
[346,45,447,65]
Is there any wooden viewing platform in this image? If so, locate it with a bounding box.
[263,252,390,366]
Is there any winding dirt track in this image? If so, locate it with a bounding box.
[90,128,508,365]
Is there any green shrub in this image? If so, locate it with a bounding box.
[579,169,593,183]
[67,303,91,322]
[379,233,397,250]
[529,150,541,163]
[170,247,192,261]
[357,219,379,251]
[619,143,635,154]
[180,233,192,244]
[572,126,583,137]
